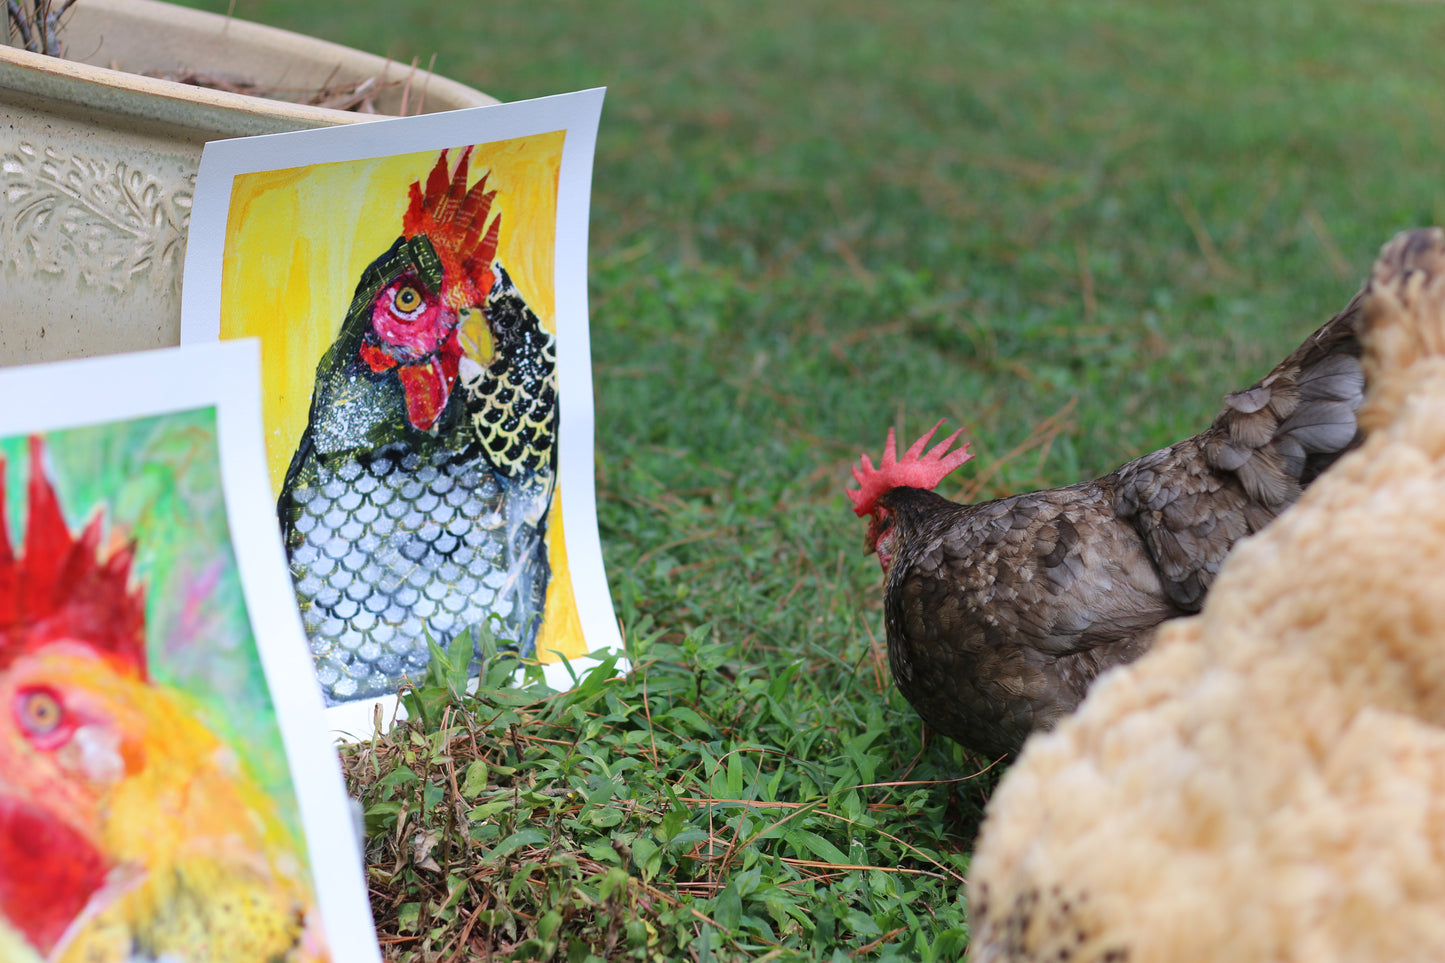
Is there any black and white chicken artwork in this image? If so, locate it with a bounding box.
[278,148,558,705]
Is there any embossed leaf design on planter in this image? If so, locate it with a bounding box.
[1,142,193,292]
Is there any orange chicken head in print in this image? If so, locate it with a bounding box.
[0,439,329,963]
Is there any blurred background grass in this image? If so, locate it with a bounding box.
[172,1,1445,957]
[195,0,1445,709]
[195,1,1445,481]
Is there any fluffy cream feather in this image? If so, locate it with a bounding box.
[967,227,1445,963]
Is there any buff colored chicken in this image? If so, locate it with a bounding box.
[966,228,1445,962]
[0,439,328,963]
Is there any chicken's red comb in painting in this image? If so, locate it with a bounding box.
[0,437,147,679]
[846,420,973,517]
[403,146,501,310]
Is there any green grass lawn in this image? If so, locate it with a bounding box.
[180,1,1445,958]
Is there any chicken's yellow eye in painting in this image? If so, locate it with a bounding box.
[17,689,62,736]
[392,285,423,316]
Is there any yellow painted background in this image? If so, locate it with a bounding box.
[218,131,585,663]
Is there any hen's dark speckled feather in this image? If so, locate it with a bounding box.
[877,289,1367,757]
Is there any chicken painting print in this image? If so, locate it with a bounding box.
[181,92,619,722]
[0,413,330,963]
[276,147,559,706]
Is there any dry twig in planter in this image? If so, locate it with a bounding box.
[6,0,77,57]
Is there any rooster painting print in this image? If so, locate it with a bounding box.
[275,147,559,705]
[188,93,618,719]
[0,413,340,963]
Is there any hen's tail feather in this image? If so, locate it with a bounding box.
[1360,227,1445,433]
[1205,288,1366,501]
[1115,283,1367,611]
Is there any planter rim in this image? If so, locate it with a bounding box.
[0,0,495,136]
[0,0,498,367]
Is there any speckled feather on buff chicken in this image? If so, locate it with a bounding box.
[967,227,1445,963]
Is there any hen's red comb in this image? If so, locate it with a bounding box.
[0,437,147,678]
[846,420,973,517]
[403,146,501,309]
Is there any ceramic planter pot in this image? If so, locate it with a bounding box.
[0,0,496,364]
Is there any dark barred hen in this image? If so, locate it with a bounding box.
[848,286,1368,757]
[279,148,557,705]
